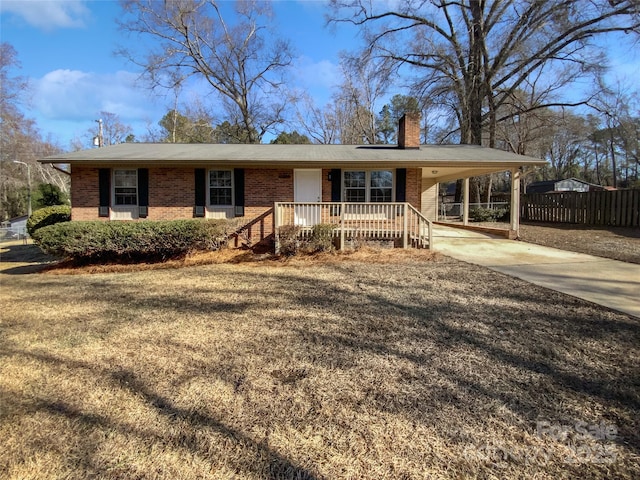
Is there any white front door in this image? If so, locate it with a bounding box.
[294,169,322,226]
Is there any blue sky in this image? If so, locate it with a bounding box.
[1,0,361,148]
[2,0,639,150]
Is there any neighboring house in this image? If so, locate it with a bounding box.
[527,178,611,194]
[8,215,28,231]
[0,215,28,242]
[39,115,545,248]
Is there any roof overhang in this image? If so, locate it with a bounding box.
[39,143,546,180]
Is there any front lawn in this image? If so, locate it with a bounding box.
[1,251,638,479]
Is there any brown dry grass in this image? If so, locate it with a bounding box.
[518,223,640,264]
[468,221,640,264]
[1,246,639,479]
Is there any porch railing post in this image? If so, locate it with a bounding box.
[339,202,345,250]
[402,203,409,248]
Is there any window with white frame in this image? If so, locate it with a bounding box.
[209,170,233,206]
[370,170,393,202]
[344,171,366,202]
[113,169,137,205]
[344,170,393,202]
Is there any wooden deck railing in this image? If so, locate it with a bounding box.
[274,202,432,252]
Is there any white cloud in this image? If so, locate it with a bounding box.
[31,68,164,146]
[294,56,341,91]
[1,0,90,31]
[34,69,153,121]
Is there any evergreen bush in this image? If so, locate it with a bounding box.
[32,219,229,262]
[468,206,509,222]
[26,205,71,236]
[276,225,302,256]
[307,224,336,253]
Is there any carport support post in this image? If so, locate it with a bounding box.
[510,169,520,238]
[463,177,470,226]
[274,202,281,254]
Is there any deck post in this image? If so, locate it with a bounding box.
[402,203,409,248]
[339,202,345,250]
[463,177,470,226]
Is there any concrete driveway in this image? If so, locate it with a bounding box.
[433,225,640,318]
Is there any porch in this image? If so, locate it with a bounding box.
[274,202,433,253]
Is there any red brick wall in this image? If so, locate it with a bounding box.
[147,167,193,220]
[406,168,421,210]
[242,168,294,240]
[70,166,421,238]
[245,168,294,207]
[70,167,106,221]
[398,113,421,149]
[72,167,196,221]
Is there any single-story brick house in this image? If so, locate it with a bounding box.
[40,115,545,248]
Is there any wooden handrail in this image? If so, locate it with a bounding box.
[274,202,433,251]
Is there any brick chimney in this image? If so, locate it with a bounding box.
[398,113,420,149]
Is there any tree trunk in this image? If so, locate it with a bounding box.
[468,0,485,147]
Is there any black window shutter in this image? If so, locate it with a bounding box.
[98,168,110,217]
[233,168,245,217]
[331,169,341,202]
[194,168,206,217]
[396,168,407,202]
[138,168,149,218]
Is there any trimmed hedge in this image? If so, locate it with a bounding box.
[32,219,230,263]
[26,205,71,236]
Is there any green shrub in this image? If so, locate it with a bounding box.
[276,223,336,256]
[33,183,68,208]
[32,219,230,263]
[307,223,336,253]
[276,225,302,256]
[468,206,509,222]
[26,205,71,236]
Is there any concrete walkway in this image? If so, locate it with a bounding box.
[433,225,640,318]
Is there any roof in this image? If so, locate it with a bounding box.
[41,142,543,166]
[528,177,608,194]
[39,143,546,181]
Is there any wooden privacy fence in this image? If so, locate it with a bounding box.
[521,190,640,227]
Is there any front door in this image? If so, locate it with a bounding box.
[294,169,322,226]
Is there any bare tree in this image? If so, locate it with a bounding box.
[589,80,640,187]
[539,112,588,180]
[118,0,293,144]
[1,43,68,219]
[89,112,133,146]
[295,95,340,145]
[333,52,394,144]
[329,0,640,147]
